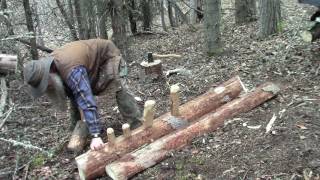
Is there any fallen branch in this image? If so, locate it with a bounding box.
[0,137,52,156]
[75,76,245,179]
[105,82,280,180]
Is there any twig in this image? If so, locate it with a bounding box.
[12,153,20,180]
[0,103,14,130]
[266,114,277,133]
[23,162,30,180]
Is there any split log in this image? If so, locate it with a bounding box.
[142,100,156,128]
[67,110,89,152]
[107,128,116,145]
[301,22,320,42]
[105,82,280,180]
[75,76,245,180]
[170,84,180,116]
[0,54,17,74]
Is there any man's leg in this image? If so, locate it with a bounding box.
[116,78,142,128]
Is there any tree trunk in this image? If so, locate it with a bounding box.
[23,0,39,60]
[96,0,108,39]
[56,0,78,40]
[106,82,280,180]
[110,0,127,55]
[160,0,167,31]
[167,1,176,28]
[142,0,152,31]
[258,0,281,38]
[204,0,222,56]
[87,0,97,38]
[75,76,245,179]
[74,0,86,39]
[128,0,137,34]
[190,0,197,24]
[34,1,44,47]
[235,0,257,24]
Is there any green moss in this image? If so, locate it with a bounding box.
[31,153,46,168]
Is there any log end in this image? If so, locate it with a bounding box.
[170,84,180,93]
[106,164,126,180]
[301,30,313,42]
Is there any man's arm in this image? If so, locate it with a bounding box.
[65,66,104,150]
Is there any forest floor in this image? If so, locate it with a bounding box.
[1,0,320,179]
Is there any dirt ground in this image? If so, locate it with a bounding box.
[1,0,320,179]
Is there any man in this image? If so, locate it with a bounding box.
[23,39,142,151]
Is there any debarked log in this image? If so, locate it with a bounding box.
[75,76,245,180]
[105,82,280,180]
[0,54,17,74]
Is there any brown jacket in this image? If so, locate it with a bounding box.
[51,39,122,95]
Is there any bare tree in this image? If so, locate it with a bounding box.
[160,0,167,31]
[258,0,281,38]
[204,0,222,56]
[128,0,137,34]
[96,0,108,39]
[110,0,127,55]
[74,0,86,39]
[23,0,39,59]
[56,0,78,40]
[235,0,257,24]
[142,0,152,31]
[190,0,197,24]
[168,0,176,28]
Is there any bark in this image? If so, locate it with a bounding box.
[258,0,282,38]
[204,0,222,56]
[142,0,152,31]
[128,0,137,34]
[0,54,17,74]
[56,0,78,40]
[160,0,167,31]
[96,0,108,39]
[105,82,280,180]
[75,76,245,179]
[301,22,320,42]
[110,0,127,53]
[23,0,39,59]
[235,0,257,24]
[172,1,187,24]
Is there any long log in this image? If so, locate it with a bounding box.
[106,82,280,180]
[75,76,245,179]
[0,54,17,74]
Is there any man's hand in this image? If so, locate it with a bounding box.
[90,137,104,151]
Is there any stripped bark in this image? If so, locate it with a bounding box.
[75,76,245,179]
[105,82,280,180]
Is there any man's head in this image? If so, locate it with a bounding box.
[24,57,54,98]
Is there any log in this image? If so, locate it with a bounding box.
[67,110,89,152]
[105,82,280,180]
[301,22,320,42]
[0,54,17,74]
[107,128,116,145]
[75,76,245,180]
